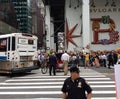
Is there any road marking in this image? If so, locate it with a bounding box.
[34,98,116,99]
[91,85,115,87]
[92,97,116,99]
[0,91,116,95]
[14,75,106,78]
[89,81,115,84]
[0,84,115,89]
[0,68,115,99]
[0,81,115,85]
[5,77,111,82]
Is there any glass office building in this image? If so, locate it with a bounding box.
[0,0,32,34]
[11,0,32,34]
[0,0,18,34]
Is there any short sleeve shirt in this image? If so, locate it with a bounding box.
[61,77,92,99]
[61,53,70,62]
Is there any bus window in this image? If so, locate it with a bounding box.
[8,37,10,51]
[28,39,34,45]
[12,37,15,51]
[0,38,7,52]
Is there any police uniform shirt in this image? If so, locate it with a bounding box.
[61,77,92,99]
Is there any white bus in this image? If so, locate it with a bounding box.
[0,33,39,73]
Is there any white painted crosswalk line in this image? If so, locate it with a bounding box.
[0,68,116,99]
[34,98,116,99]
[0,84,115,89]
[5,77,111,82]
[13,75,106,78]
[0,90,116,95]
[0,80,115,85]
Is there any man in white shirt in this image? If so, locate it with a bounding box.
[61,51,70,75]
[101,53,107,67]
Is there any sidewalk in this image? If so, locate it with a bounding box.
[34,66,107,77]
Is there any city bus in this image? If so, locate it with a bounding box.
[0,33,39,74]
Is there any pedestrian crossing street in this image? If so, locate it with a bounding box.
[0,68,116,99]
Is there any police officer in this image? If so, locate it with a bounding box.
[61,66,92,99]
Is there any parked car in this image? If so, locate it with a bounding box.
[55,53,64,70]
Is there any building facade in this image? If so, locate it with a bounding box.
[0,0,19,34]
[12,0,32,34]
[0,0,46,49]
[31,0,46,49]
[45,0,120,52]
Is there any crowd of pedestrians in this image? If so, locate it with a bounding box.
[37,49,120,76]
[37,49,120,99]
[68,50,119,69]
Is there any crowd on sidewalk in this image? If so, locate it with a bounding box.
[37,49,120,75]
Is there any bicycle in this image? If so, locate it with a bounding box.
[41,59,49,74]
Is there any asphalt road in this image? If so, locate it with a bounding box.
[91,66,115,80]
[0,66,116,99]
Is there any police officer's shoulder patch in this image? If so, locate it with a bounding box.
[78,82,82,88]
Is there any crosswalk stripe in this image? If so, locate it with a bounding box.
[0,84,115,89]
[0,67,116,99]
[92,97,116,99]
[14,75,106,78]
[0,91,116,95]
[0,81,115,85]
[34,98,116,99]
[5,77,111,82]
[89,81,115,84]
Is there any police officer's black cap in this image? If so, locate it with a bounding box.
[70,66,80,73]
